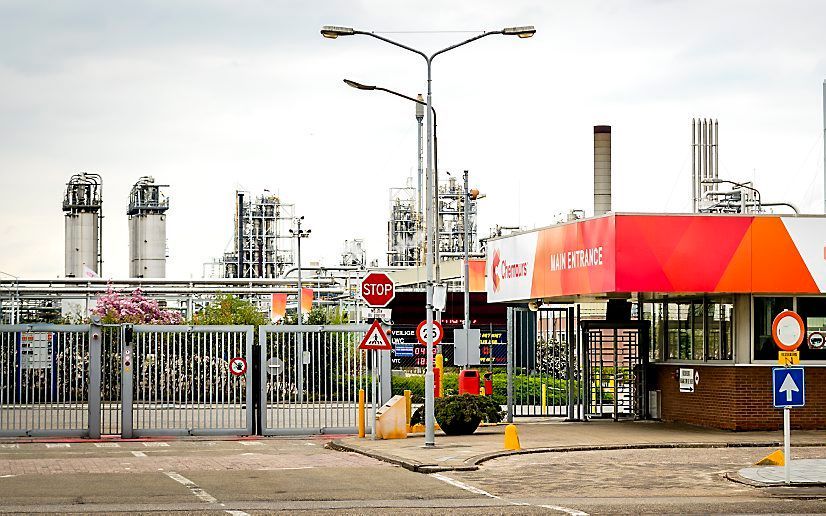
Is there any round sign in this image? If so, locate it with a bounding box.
[772,310,805,351]
[416,320,444,346]
[360,272,396,308]
[809,331,825,350]
[229,357,247,376]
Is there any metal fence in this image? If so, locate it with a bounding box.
[125,325,254,437]
[259,324,387,435]
[507,307,581,420]
[0,324,97,437]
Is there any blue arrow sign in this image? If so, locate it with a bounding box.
[773,367,805,408]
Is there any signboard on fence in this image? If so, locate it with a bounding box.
[20,332,53,369]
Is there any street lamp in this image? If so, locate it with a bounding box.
[289,216,311,403]
[462,170,485,340]
[342,78,438,266]
[324,24,535,447]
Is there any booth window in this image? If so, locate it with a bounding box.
[795,297,826,360]
[753,296,794,360]
[646,297,732,362]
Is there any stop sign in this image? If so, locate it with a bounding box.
[360,272,396,308]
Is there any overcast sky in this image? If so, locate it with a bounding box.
[1,0,824,279]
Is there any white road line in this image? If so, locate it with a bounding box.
[164,471,219,503]
[45,443,69,448]
[430,473,588,515]
[94,442,120,448]
[143,442,170,447]
[163,471,250,516]
[239,441,263,446]
[538,504,589,516]
[0,444,19,448]
[131,451,147,457]
[0,474,16,478]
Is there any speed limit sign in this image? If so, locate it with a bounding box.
[416,320,444,346]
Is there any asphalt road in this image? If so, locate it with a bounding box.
[1,439,826,514]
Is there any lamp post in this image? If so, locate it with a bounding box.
[323,24,535,447]
[289,216,311,403]
[342,79,437,267]
[462,170,485,341]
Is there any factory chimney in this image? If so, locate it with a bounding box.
[127,176,169,278]
[594,125,612,216]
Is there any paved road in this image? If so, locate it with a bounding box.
[445,445,826,514]
[2,438,826,514]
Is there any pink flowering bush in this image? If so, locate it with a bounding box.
[92,287,183,325]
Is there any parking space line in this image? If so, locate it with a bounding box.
[131,451,147,457]
[45,443,70,448]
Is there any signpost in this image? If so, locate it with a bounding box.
[771,310,805,485]
[359,320,392,440]
[360,272,396,308]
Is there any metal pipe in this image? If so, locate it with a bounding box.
[463,171,470,340]
[0,286,344,295]
[0,277,336,285]
[692,118,697,212]
[237,191,245,278]
[823,80,826,214]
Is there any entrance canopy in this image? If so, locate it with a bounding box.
[485,213,826,302]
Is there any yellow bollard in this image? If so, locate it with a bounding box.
[755,449,785,466]
[435,353,444,397]
[404,389,412,432]
[480,386,486,396]
[358,388,365,438]
[541,383,547,415]
[504,424,521,450]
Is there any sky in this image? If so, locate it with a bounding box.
[1,0,825,279]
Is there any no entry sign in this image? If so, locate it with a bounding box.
[360,272,395,308]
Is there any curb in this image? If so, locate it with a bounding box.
[724,471,826,489]
[328,438,826,474]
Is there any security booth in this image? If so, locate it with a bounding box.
[486,212,826,430]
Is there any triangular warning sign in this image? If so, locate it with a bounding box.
[359,320,392,350]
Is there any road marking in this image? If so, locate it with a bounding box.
[239,441,263,446]
[131,451,147,457]
[0,474,16,478]
[45,443,69,448]
[143,442,169,447]
[94,442,120,448]
[431,473,588,515]
[0,444,19,449]
[539,504,589,516]
[164,471,250,516]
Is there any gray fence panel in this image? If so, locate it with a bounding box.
[130,325,254,436]
[260,324,377,436]
[0,324,92,437]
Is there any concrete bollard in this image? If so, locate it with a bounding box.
[504,424,521,451]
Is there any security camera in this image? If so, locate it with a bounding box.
[528,299,543,312]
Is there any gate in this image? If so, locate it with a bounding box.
[507,307,580,419]
[259,324,386,435]
[124,325,254,437]
[581,320,648,420]
[0,324,99,437]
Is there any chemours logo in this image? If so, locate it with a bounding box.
[491,248,529,292]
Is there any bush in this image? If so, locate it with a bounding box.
[410,394,504,435]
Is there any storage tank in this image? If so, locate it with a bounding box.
[63,173,103,278]
[127,176,169,278]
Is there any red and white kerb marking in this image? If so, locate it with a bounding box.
[229,357,247,376]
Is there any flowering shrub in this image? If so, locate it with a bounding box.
[92,287,183,325]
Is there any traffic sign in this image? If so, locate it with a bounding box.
[359,320,392,350]
[229,357,247,376]
[773,367,805,408]
[809,331,825,350]
[772,310,805,351]
[416,320,444,346]
[778,351,800,366]
[360,272,396,308]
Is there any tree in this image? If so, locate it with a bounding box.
[92,287,183,324]
[191,294,268,327]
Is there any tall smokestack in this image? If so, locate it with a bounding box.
[594,125,612,216]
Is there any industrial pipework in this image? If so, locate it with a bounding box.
[63,172,103,278]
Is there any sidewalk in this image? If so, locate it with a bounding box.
[328,419,826,473]
[738,459,826,486]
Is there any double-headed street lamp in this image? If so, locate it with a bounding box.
[323,24,535,447]
[289,216,311,403]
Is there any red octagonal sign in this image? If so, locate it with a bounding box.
[360,272,396,308]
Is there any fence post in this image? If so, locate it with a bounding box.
[88,318,102,439]
[566,306,576,421]
[121,325,134,438]
[506,307,514,423]
[246,326,255,436]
